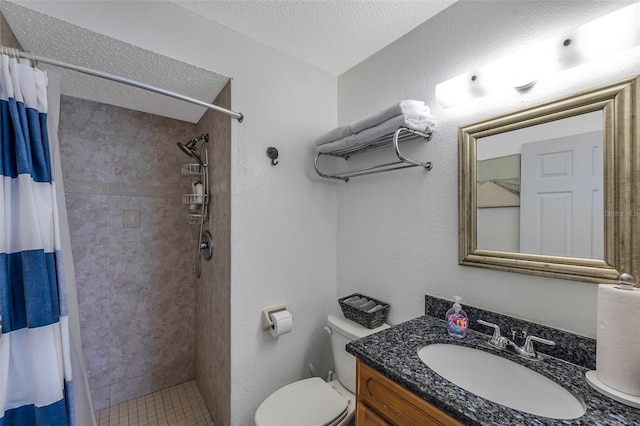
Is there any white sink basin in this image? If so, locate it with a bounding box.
[418,344,585,419]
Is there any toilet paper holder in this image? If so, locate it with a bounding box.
[261,304,292,330]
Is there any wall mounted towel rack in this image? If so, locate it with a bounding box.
[314,127,433,182]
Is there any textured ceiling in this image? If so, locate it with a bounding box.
[0,1,230,123]
[0,1,456,122]
[170,0,456,75]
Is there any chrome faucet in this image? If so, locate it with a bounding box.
[477,319,555,360]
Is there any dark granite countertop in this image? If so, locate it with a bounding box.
[346,315,640,425]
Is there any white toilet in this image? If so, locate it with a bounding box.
[254,311,390,426]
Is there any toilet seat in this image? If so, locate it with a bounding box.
[254,377,349,426]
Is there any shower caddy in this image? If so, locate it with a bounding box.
[181,161,209,226]
[314,127,433,182]
[178,134,213,277]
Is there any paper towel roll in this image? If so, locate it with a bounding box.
[269,310,293,337]
[596,284,640,396]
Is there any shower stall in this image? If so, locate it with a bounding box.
[57,82,233,424]
[0,13,235,425]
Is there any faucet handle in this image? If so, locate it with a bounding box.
[522,335,555,358]
[510,328,528,346]
[477,319,507,349]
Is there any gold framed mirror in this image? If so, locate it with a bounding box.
[458,76,638,283]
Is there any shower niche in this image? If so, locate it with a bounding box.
[177,133,213,277]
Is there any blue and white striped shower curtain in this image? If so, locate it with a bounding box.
[0,54,74,425]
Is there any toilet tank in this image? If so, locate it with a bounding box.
[326,311,389,394]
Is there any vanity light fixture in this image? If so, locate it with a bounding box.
[435,2,640,108]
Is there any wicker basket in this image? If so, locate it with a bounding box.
[338,293,389,329]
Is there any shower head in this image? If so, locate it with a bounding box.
[177,134,209,166]
[176,142,203,166]
[176,141,193,157]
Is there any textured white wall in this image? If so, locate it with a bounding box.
[13,1,640,424]
[11,2,339,425]
[337,0,640,337]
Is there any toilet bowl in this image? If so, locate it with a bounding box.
[254,311,389,426]
[255,377,355,426]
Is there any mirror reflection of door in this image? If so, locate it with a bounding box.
[476,110,604,257]
[519,132,603,258]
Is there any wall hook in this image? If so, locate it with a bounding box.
[267,147,279,166]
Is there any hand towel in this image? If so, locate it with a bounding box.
[314,100,430,147]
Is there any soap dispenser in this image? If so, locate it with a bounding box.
[446,296,468,338]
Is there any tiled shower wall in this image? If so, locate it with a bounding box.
[194,83,231,425]
[59,96,199,411]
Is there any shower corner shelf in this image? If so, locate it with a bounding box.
[186,213,209,225]
[181,163,202,176]
[314,127,433,182]
[182,194,209,205]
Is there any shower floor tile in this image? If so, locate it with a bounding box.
[95,380,214,426]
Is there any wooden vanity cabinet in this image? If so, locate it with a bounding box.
[356,360,464,426]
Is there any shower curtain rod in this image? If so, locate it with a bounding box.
[6,47,244,122]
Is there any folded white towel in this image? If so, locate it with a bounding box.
[316,114,435,154]
[351,100,429,134]
[314,125,354,148]
[315,100,430,147]
[318,134,357,153]
[355,113,435,143]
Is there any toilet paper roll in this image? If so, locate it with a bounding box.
[596,284,640,396]
[269,310,293,337]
